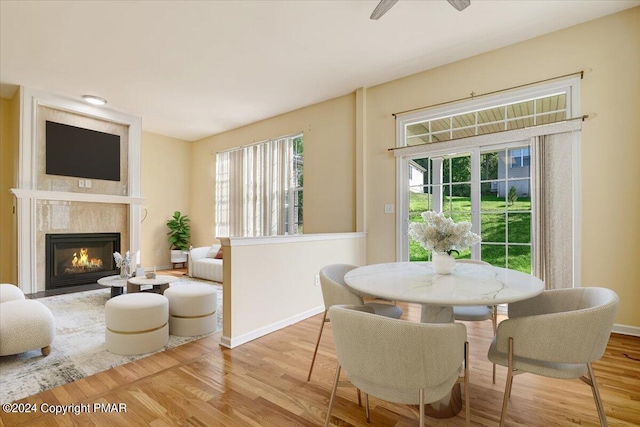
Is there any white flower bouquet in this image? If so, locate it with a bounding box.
[409,211,481,256]
[113,251,132,277]
[113,251,131,268]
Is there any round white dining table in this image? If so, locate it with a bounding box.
[344,261,545,323]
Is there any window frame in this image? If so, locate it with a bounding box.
[395,77,581,281]
[215,132,303,237]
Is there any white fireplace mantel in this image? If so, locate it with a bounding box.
[10,189,145,205]
[13,87,143,294]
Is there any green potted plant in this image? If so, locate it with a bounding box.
[166,211,190,264]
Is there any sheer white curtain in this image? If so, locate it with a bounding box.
[215,136,295,237]
[532,131,577,289]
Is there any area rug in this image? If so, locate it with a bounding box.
[0,279,222,404]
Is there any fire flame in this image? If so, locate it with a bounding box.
[71,248,103,269]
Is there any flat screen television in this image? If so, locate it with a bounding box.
[46,121,121,181]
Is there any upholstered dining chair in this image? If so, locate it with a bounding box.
[488,287,619,427]
[452,259,498,382]
[452,259,497,331]
[307,264,403,382]
[325,305,470,427]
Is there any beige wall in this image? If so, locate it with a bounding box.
[363,8,639,328]
[189,94,357,247]
[0,94,18,284]
[140,131,191,269]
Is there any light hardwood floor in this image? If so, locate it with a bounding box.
[2,284,640,426]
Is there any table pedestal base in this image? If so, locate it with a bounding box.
[423,382,462,418]
[420,305,454,323]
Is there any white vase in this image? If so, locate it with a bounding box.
[432,251,456,275]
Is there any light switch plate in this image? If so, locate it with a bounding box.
[85,179,92,188]
[384,204,394,214]
[78,179,84,188]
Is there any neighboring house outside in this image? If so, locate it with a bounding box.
[497,147,530,197]
[408,160,426,192]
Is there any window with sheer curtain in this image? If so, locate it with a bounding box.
[215,133,303,237]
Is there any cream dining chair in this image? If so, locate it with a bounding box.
[307,264,403,382]
[452,259,498,382]
[452,259,497,332]
[488,287,619,427]
[325,305,470,427]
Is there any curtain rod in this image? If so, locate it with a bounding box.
[387,115,589,152]
[216,131,303,155]
[391,70,586,118]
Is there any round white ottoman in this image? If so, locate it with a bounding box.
[0,283,26,303]
[105,293,169,355]
[164,284,217,337]
[0,299,55,357]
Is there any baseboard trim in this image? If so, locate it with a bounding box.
[612,323,640,337]
[220,305,325,349]
[218,310,640,348]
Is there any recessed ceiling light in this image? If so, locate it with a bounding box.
[82,95,107,106]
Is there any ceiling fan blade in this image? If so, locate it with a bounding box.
[370,0,399,20]
[447,0,471,11]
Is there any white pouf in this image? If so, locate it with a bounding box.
[105,293,169,355]
[0,299,55,357]
[164,284,217,337]
[0,283,26,303]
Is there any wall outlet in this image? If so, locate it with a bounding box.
[78,179,84,188]
[384,204,394,214]
[314,275,320,287]
[85,179,92,188]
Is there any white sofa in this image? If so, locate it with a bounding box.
[188,245,223,283]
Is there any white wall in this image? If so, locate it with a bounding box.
[219,233,366,348]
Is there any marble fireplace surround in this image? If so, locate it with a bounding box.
[10,88,143,295]
[37,200,130,290]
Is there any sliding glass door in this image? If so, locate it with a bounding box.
[405,142,532,273]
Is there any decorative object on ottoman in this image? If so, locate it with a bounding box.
[0,285,55,357]
[164,283,218,336]
[104,293,169,355]
[0,283,26,303]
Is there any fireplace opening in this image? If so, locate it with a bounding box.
[46,233,121,290]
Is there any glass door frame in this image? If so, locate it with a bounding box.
[399,139,532,263]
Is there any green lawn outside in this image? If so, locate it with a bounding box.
[409,192,532,273]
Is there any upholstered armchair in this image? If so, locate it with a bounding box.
[325,305,470,427]
[0,284,56,357]
[488,287,619,427]
[307,264,403,381]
